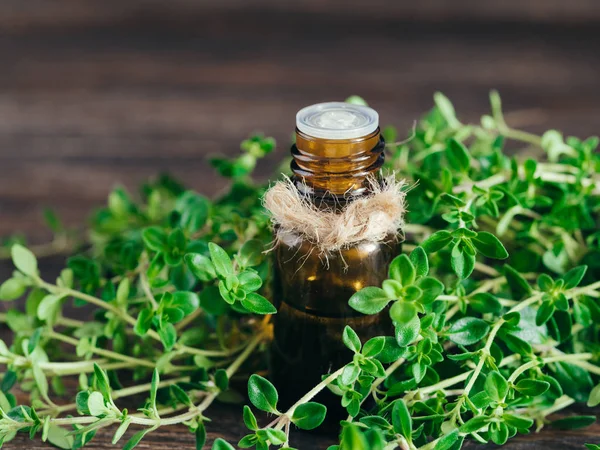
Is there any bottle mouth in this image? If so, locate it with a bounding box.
[296,102,379,140]
[290,134,385,200]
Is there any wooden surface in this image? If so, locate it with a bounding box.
[0,1,599,448]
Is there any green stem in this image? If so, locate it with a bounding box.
[36,278,234,358]
[40,376,191,415]
[541,395,575,418]
[49,332,265,429]
[46,331,155,368]
[284,367,345,417]
[139,261,159,310]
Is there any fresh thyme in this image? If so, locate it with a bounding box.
[0,92,599,450]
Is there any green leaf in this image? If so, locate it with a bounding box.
[170,384,192,407]
[551,415,596,430]
[553,361,593,402]
[185,253,217,282]
[409,247,429,277]
[459,415,488,433]
[446,138,471,172]
[176,191,210,233]
[265,428,286,445]
[32,364,49,400]
[468,292,502,315]
[422,231,453,253]
[349,287,391,315]
[243,405,258,431]
[588,383,600,407]
[561,265,587,289]
[43,208,63,232]
[142,227,168,252]
[11,244,38,277]
[238,271,263,292]
[536,301,555,326]
[28,328,42,355]
[1,370,17,392]
[390,301,418,325]
[504,265,532,300]
[0,278,26,301]
[573,301,592,327]
[340,423,368,450]
[291,402,327,430]
[434,92,460,128]
[93,364,111,402]
[345,95,368,106]
[76,391,90,415]
[238,435,256,448]
[47,424,74,449]
[382,279,402,299]
[362,337,386,358]
[149,369,159,412]
[134,308,154,336]
[514,379,549,397]
[167,228,186,252]
[237,239,265,268]
[450,241,475,279]
[208,243,233,278]
[472,231,509,259]
[37,294,64,325]
[115,278,130,306]
[87,391,107,416]
[503,414,533,430]
[170,291,200,316]
[489,421,508,445]
[241,293,276,314]
[214,369,229,392]
[343,326,361,353]
[112,417,132,444]
[434,429,459,450]
[389,254,416,285]
[485,371,508,402]
[418,277,444,305]
[218,280,235,305]
[447,317,489,346]
[195,423,207,450]
[376,337,405,363]
[212,438,236,450]
[341,364,360,385]
[396,315,421,347]
[123,427,154,450]
[391,399,412,440]
[158,322,177,351]
[200,285,229,316]
[537,273,554,291]
[403,285,422,302]
[247,374,279,414]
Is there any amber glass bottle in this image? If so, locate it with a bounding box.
[270,103,401,421]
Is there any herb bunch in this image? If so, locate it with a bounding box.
[0,93,599,450]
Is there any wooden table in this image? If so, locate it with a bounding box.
[0,1,599,448]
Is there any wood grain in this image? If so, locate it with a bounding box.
[0,1,599,448]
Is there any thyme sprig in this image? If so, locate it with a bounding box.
[0,93,599,449]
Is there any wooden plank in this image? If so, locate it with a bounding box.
[0,0,599,32]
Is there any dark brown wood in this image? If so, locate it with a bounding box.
[0,1,599,448]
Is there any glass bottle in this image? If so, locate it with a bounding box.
[269,102,402,421]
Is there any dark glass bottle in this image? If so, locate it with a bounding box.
[270,103,401,423]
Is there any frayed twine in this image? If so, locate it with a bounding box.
[263,174,407,257]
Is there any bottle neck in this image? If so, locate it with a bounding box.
[290,128,385,203]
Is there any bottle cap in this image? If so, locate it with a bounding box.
[296,102,379,140]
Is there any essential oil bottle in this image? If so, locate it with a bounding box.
[269,102,402,421]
